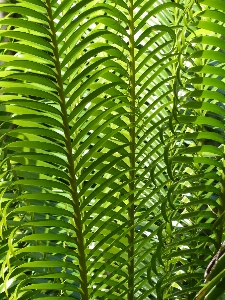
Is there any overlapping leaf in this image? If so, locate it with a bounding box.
[0,0,219,299]
[160,0,225,298]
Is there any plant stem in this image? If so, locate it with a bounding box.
[45,1,88,299]
[128,0,135,299]
[218,145,225,248]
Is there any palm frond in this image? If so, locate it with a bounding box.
[1,0,225,299]
[160,0,225,298]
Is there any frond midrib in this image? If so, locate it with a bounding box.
[45,1,88,299]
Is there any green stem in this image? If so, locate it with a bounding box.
[46,2,88,299]
[218,145,225,248]
[128,0,135,299]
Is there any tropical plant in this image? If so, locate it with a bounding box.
[0,0,225,299]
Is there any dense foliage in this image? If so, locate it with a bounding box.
[0,0,225,299]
